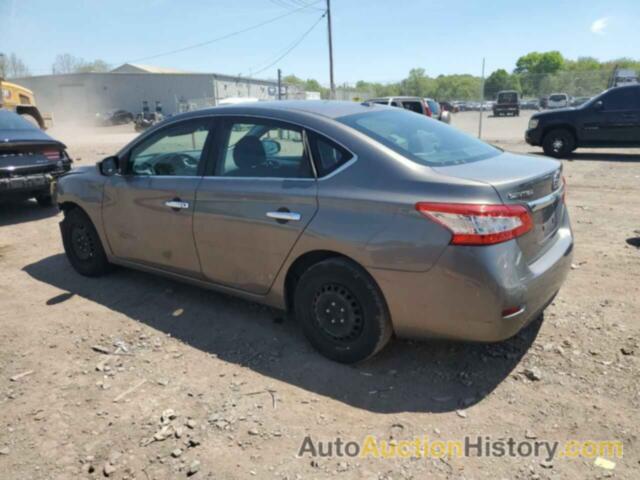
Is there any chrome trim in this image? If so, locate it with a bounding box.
[266,211,301,222]
[502,306,526,319]
[164,200,190,209]
[527,187,563,212]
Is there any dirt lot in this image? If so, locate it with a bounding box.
[1,112,639,479]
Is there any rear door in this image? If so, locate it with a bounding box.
[102,118,213,275]
[193,116,318,294]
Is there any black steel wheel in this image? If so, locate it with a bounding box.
[61,208,111,277]
[294,258,392,363]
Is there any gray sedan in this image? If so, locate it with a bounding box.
[55,101,573,363]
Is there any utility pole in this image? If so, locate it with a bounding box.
[478,57,486,139]
[326,0,335,99]
[277,68,282,100]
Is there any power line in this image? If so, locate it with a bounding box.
[247,12,326,77]
[126,0,323,63]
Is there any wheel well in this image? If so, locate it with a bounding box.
[284,250,358,312]
[542,124,577,143]
[59,201,81,214]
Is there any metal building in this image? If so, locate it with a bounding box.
[15,64,305,123]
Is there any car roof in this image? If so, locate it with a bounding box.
[175,100,386,121]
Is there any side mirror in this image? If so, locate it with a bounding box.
[593,100,604,111]
[262,138,281,156]
[99,156,119,176]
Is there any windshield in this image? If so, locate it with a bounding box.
[497,92,518,103]
[338,108,500,166]
[549,94,567,102]
[0,109,39,131]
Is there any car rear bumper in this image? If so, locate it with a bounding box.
[0,173,56,197]
[369,209,573,342]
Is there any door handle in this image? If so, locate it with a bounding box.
[164,199,190,210]
[266,211,301,222]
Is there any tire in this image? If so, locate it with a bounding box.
[294,258,393,363]
[542,128,575,158]
[61,208,111,277]
[35,193,54,207]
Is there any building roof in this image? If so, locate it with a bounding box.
[110,63,192,74]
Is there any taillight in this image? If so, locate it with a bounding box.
[43,150,61,160]
[423,100,432,117]
[415,202,533,246]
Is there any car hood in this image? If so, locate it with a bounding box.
[532,107,576,119]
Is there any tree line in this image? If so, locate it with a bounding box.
[3,50,639,102]
[288,52,640,101]
[0,52,111,78]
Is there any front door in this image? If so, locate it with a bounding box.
[102,118,213,275]
[580,87,640,145]
[193,117,318,294]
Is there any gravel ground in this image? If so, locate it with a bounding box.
[0,112,639,479]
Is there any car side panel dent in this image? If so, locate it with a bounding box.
[56,166,110,256]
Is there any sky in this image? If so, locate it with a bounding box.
[2,0,639,84]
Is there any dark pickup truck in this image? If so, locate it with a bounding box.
[526,85,640,157]
[493,90,520,117]
[0,109,71,206]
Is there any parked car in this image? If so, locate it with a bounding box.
[56,101,573,363]
[520,99,540,110]
[547,93,570,109]
[0,109,71,206]
[367,96,432,117]
[493,90,520,116]
[96,109,134,126]
[424,98,451,123]
[526,84,640,157]
[439,101,459,113]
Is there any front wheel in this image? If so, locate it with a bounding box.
[61,208,112,277]
[294,258,393,363]
[542,128,575,158]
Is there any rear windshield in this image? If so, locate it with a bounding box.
[338,108,500,166]
[0,109,39,130]
[549,94,567,101]
[497,92,518,103]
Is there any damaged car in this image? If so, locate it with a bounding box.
[0,109,72,206]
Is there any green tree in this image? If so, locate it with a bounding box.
[484,69,521,99]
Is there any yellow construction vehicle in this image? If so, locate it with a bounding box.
[0,78,48,129]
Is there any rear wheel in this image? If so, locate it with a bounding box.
[294,258,393,363]
[542,128,575,158]
[61,208,111,277]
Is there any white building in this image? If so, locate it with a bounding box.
[15,63,305,123]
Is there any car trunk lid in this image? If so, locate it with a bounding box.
[0,138,68,177]
[433,152,564,262]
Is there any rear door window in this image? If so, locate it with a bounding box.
[217,119,313,178]
[310,135,353,177]
[401,101,424,114]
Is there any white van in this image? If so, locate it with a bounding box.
[547,93,570,109]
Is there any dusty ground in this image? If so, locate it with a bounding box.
[1,112,639,480]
